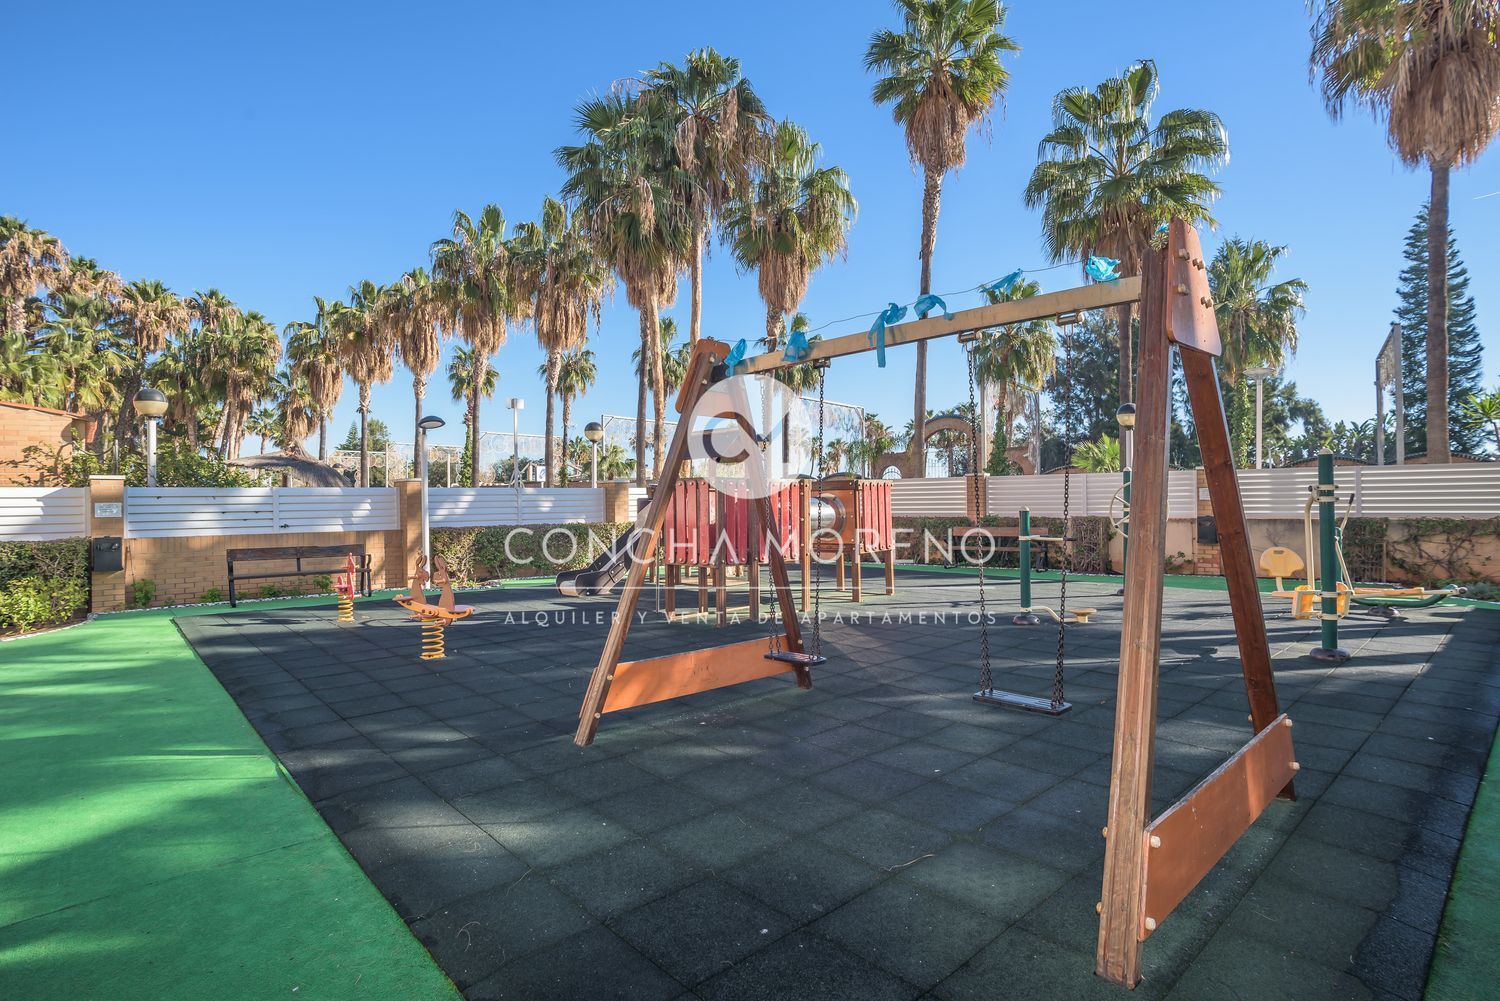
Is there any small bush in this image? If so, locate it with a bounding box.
[130,579,156,609]
[312,574,332,592]
[199,588,223,604]
[0,575,88,633]
[257,584,283,599]
[433,523,634,584]
[0,539,89,586]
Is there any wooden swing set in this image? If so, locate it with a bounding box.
[573,219,1298,989]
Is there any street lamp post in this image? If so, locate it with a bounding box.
[132,388,169,486]
[1245,366,1274,468]
[584,421,604,488]
[508,398,524,524]
[416,415,446,568]
[1115,403,1136,595]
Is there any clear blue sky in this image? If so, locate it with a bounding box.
[9,0,1498,453]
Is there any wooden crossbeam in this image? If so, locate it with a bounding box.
[734,277,1141,375]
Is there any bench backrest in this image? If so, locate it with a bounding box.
[227,544,367,563]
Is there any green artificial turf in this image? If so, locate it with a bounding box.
[0,601,460,1001]
[1426,732,1500,1001]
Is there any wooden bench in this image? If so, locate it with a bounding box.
[226,544,371,607]
[944,526,1052,569]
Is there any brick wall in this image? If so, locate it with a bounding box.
[0,401,96,485]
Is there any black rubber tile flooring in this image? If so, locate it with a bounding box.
[176,569,1500,1001]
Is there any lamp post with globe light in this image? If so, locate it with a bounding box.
[584,421,604,487]
[133,388,169,486]
[417,415,446,567]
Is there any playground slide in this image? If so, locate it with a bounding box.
[555,527,641,597]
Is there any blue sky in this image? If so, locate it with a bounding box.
[9,0,1498,453]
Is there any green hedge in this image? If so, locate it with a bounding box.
[892,515,1112,574]
[433,523,635,584]
[0,539,90,634]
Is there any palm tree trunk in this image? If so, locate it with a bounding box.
[915,166,942,477]
[647,297,666,479]
[635,312,649,486]
[1426,159,1451,463]
[560,392,573,486]
[1117,303,1133,405]
[358,383,371,487]
[689,222,704,347]
[318,416,328,462]
[413,372,427,456]
[543,349,561,486]
[218,393,235,459]
[470,352,485,485]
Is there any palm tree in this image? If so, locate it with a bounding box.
[1310,1,1500,463]
[555,347,598,484]
[284,296,344,461]
[972,279,1056,465]
[0,218,69,334]
[513,197,611,485]
[270,368,317,455]
[387,267,446,459]
[206,311,281,459]
[866,0,1019,472]
[1207,238,1308,381]
[559,92,691,482]
[724,120,857,349]
[333,281,396,485]
[1073,435,1121,472]
[1457,385,1500,454]
[431,205,522,483]
[245,406,280,455]
[1024,59,1228,403]
[643,48,770,346]
[116,279,190,448]
[447,345,498,485]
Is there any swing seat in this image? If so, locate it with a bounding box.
[973,689,1072,716]
[763,650,828,667]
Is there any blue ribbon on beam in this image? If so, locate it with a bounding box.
[782,328,811,362]
[723,338,747,369]
[913,293,952,321]
[1084,255,1122,283]
[868,303,906,368]
[982,269,1025,297]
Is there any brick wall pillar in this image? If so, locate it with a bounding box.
[88,475,127,613]
[601,482,636,523]
[1194,468,1222,576]
[393,479,422,582]
[965,474,988,521]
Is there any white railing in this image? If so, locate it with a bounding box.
[888,478,970,518]
[428,487,604,527]
[0,487,88,541]
[1349,464,1500,517]
[124,487,398,538]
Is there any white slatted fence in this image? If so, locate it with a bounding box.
[428,487,604,528]
[124,487,397,538]
[0,487,88,541]
[888,478,969,518]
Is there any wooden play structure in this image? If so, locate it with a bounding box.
[574,220,1299,989]
[394,555,474,660]
[809,475,896,601]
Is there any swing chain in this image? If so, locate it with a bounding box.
[966,342,992,695]
[1051,324,1074,711]
[812,367,826,659]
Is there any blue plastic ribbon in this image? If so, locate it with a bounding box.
[1084,255,1121,283]
[782,328,811,362]
[1154,222,1169,238]
[982,269,1025,297]
[913,294,951,321]
[867,303,906,368]
[723,338,747,369]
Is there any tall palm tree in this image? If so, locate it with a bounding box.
[555,347,598,484]
[643,48,770,346]
[388,267,446,459]
[513,197,612,485]
[972,279,1056,465]
[0,218,68,334]
[180,288,239,448]
[116,279,190,448]
[865,0,1019,471]
[431,205,521,483]
[559,92,691,482]
[1207,238,1308,381]
[333,281,396,486]
[1310,0,1500,462]
[1024,59,1228,403]
[723,120,857,348]
[284,296,344,461]
[447,345,498,485]
[245,406,279,455]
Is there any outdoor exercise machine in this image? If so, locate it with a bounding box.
[1010,508,1096,627]
[575,220,1296,990]
[1262,450,1464,654]
[332,552,360,623]
[394,555,474,660]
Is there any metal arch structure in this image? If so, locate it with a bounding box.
[573,223,1296,990]
[1375,321,1405,466]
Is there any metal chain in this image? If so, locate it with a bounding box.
[1052,326,1073,710]
[967,344,992,695]
[812,368,826,659]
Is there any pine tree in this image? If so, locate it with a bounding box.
[1395,204,1485,455]
[985,409,1017,474]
